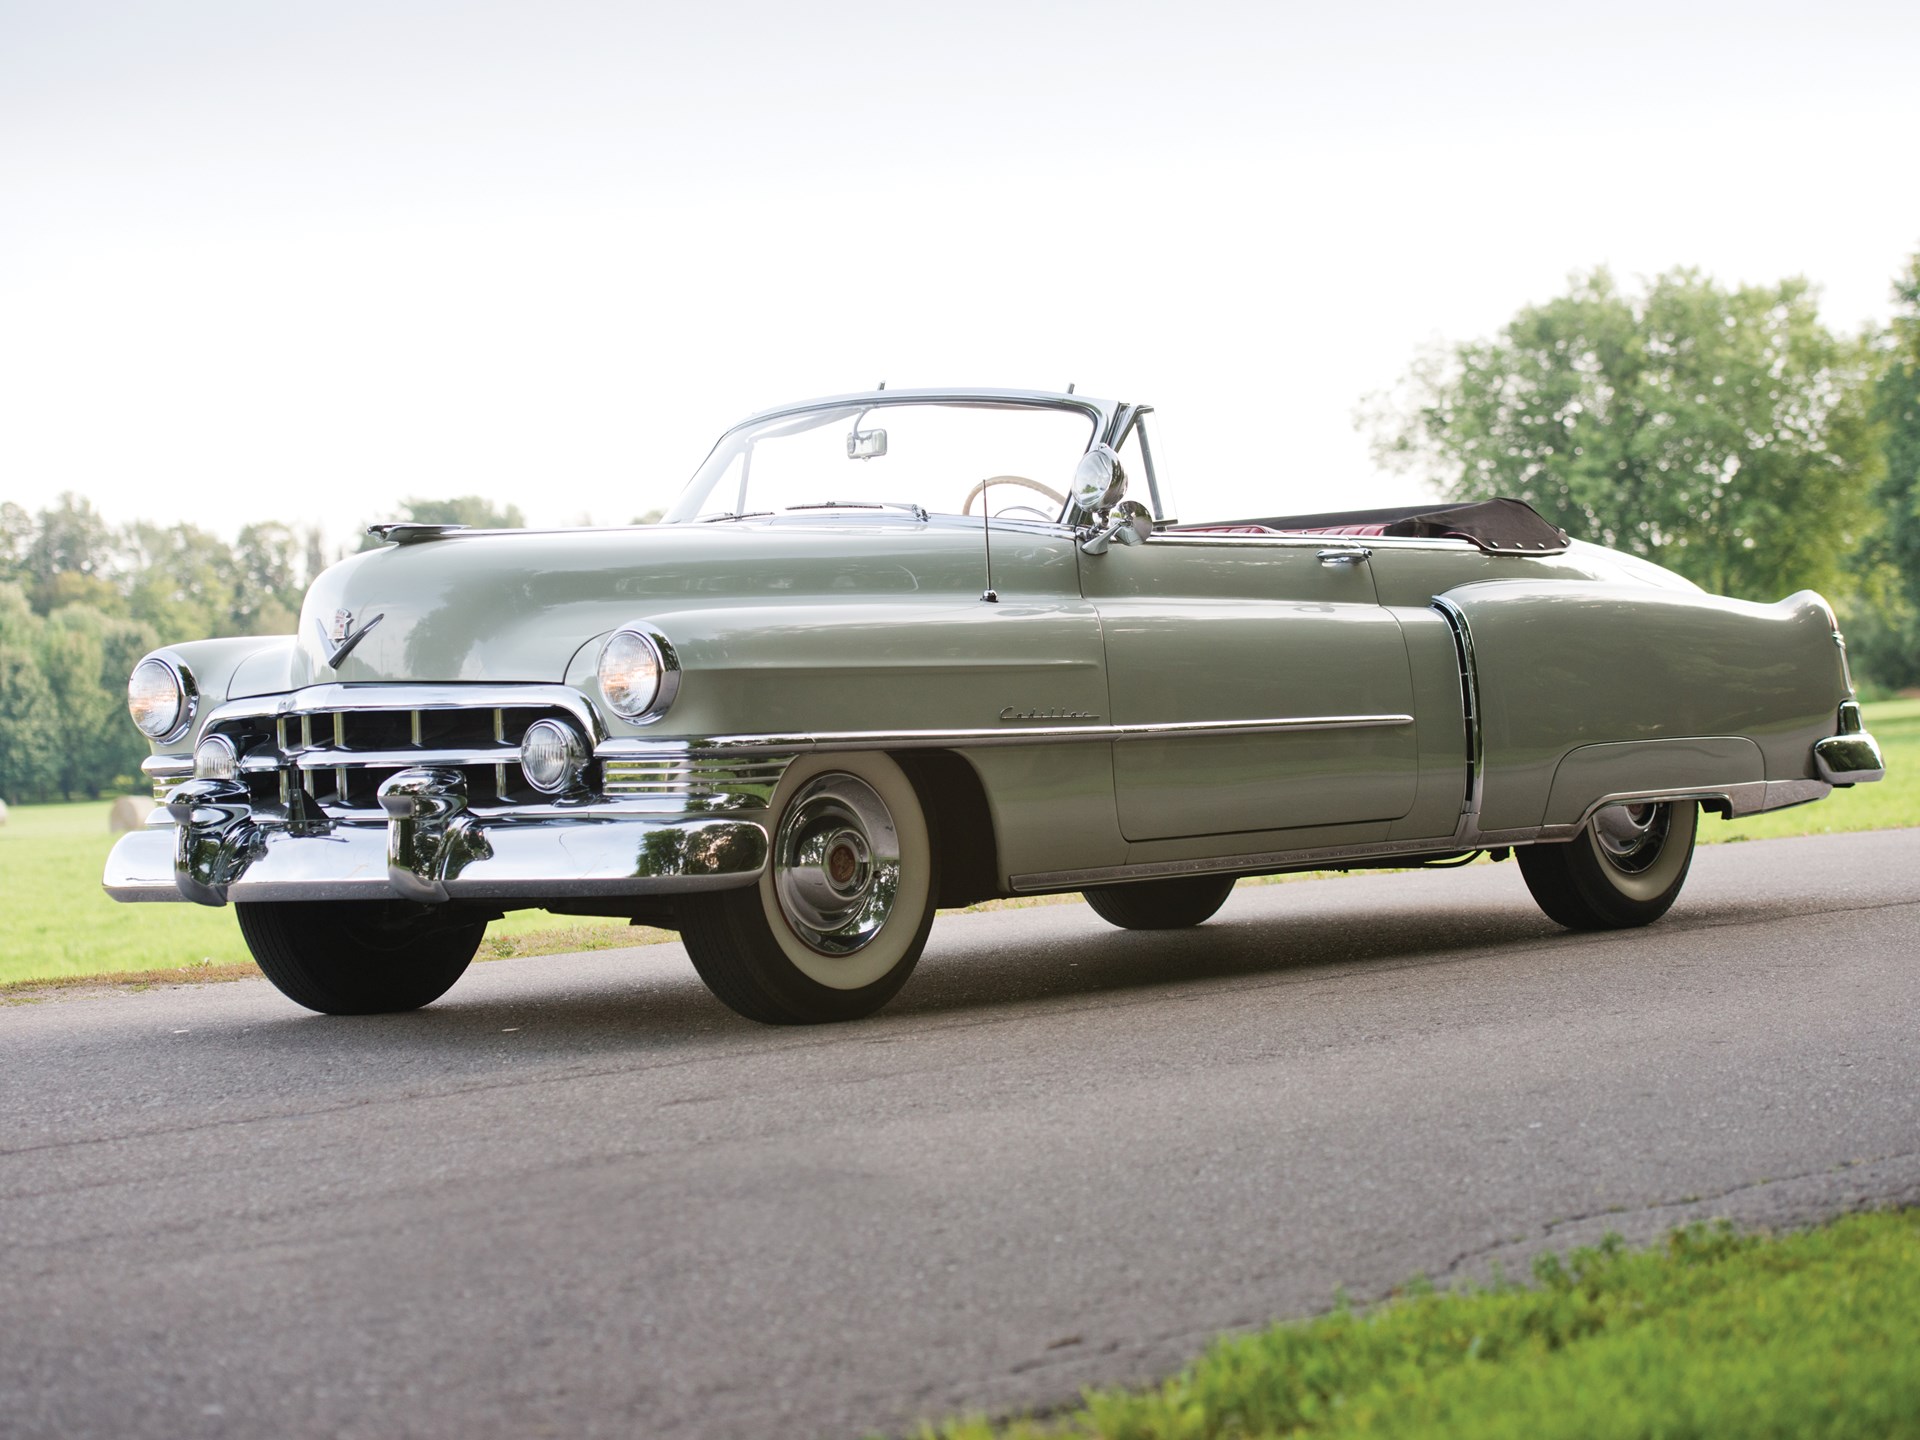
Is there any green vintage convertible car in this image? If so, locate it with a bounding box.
[105,387,1886,1022]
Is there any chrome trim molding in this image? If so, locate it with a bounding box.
[1146,535,1474,554]
[1430,596,1483,838]
[200,683,609,745]
[287,746,516,771]
[595,713,1415,761]
[600,747,793,811]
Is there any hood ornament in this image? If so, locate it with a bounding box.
[317,609,384,669]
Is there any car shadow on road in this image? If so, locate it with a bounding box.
[257,874,1833,1058]
[261,891,1583,1061]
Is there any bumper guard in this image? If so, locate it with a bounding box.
[104,766,769,906]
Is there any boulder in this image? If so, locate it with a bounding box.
[108,794,158,833]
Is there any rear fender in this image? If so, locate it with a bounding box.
[1443,582,1847,833]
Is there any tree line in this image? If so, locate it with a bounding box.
[0,497,524,803]
[1368,249,1920,689]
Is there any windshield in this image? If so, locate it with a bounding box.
[662,400,1098,524]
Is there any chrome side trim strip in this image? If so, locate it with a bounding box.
[1430,596,1482,838]
[1148,535,1475,554]
[596,714,1415,759]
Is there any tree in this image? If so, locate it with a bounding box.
[1369,268,1883,602]
[233,521,306,634]
[0,586,60,803]
[24,494,118,614]
[39,604,157,798]
[0,502,32,589]
[1858,248,1920,685]
[123,522,241,644]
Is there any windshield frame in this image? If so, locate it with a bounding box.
[663,389,1118,526]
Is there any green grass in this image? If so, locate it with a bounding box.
[923,1211,1920,1440]
[0,800,632,988]
[2,700,1911,990]
[1708,697,1920,842]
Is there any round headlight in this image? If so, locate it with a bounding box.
[598,627,679,721]
[128,658,191,740]
[520,719,588,795]
[194,733,239,781]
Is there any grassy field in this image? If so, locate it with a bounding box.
[2,699,1912,990]
[0,800,635,988]
[926,1211,1920,1440]
[1711,697,1920,841]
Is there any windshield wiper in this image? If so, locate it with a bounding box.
[785,500,930,521]
[692,510,774,524]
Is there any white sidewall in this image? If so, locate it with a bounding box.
[758,752,932,991]
[1585,802,1696,902]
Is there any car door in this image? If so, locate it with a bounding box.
[1082,509,1421,843]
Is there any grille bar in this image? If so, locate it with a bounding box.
[601,751,791,811]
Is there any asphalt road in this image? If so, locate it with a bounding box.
[4,828,1918,1440]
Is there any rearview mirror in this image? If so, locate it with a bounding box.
[1071,445,1126,515]
[847,427,888,460]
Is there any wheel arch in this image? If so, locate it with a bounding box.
[892,749,1002,909]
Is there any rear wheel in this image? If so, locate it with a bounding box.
[678,752,938,1024]
[236,900,484,1014]
[1083,873,1236,930]
[1518,801,1698,930]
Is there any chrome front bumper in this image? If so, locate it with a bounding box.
[103,766,769,907]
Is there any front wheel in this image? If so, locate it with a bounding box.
[1083,873,1236,930]
[236,900,485,1014]
[1518,801,1698,930]
[678,752,938,1024]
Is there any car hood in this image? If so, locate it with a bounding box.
[291,521,1031,686]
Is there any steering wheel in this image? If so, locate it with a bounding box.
[961,475,1067,516]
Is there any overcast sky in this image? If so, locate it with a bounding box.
[4,0,1917,551]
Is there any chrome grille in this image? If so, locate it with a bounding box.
[601,749,791,811]
[209,702,577,813]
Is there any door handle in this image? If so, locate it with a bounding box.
[1316,547,1372,567]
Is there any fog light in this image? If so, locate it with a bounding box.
[194,733,239,781]
[520,719,587,794]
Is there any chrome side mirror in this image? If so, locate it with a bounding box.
[1080,500,1154,556]
[1071,445,1127,515]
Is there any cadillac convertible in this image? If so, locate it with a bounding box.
[105,388,1886,1022]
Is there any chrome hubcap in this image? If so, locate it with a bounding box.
[1591,803,1670,875]
[772,774,900,955]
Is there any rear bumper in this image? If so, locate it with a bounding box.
[103,766,768,907]
[1813,701,1886,785]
